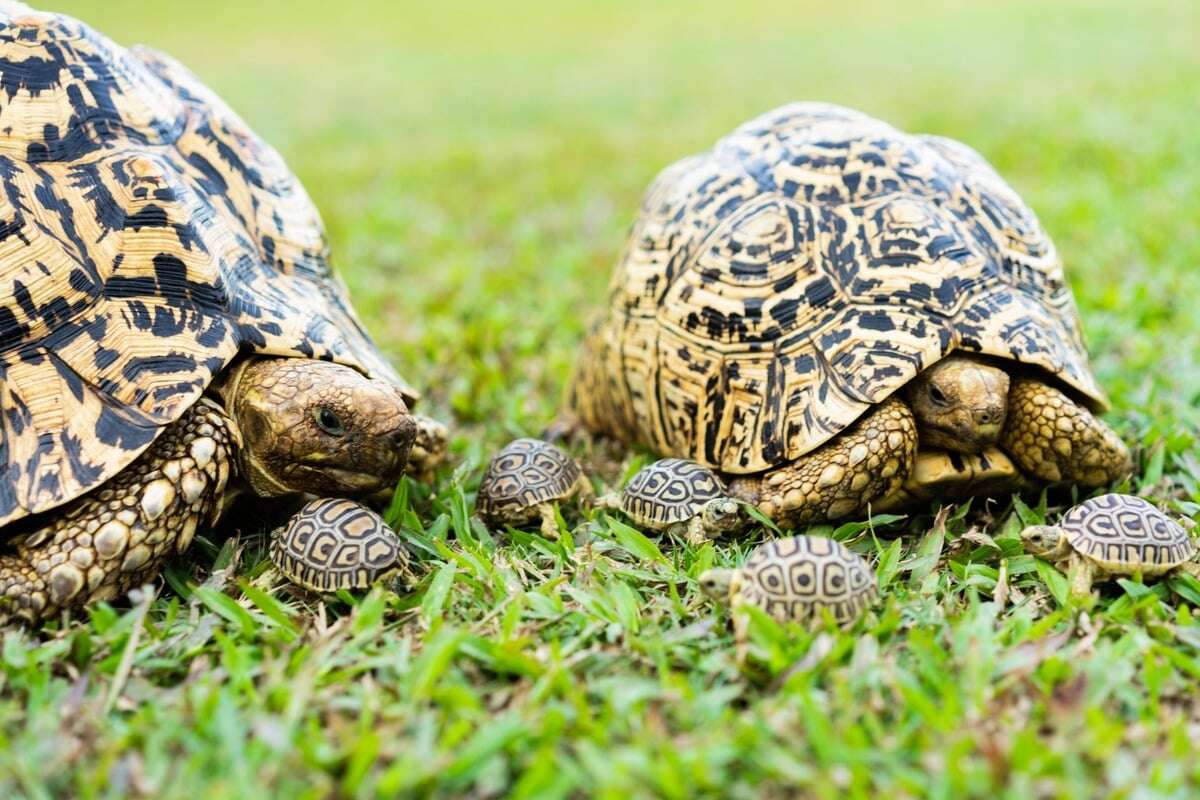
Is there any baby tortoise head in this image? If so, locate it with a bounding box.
[699,498,743,536]
[1020,524,1071,560]
[222,357,417,497]
[906,354,1010,454]
[698,567,735,601]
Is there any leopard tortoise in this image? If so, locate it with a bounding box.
[477,438,591,538]
[597,458,742,545]
[562,102,1131,527]
[1021,493,1199,602]
[271,499,418,593]
[0,3,446,622]
[700,535,878,655]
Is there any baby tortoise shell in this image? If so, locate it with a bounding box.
[565,102,1107,474]
[700,535,877,657]
[477,438,591,539]
[270,499,413,592]
[599,458,742,545]
[618,458,726,525]
[1063,494,1193,572]
[1023,493,1199,601]
[0,3,418,530]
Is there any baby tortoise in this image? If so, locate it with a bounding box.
[270,499,417,593]
[477,439,591,538]
[700,535,878,655]
[1022,493,1199,601]
[599,459,742,545]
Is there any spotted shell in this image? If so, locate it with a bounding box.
[735,535,877,624]
[477,438,584,521]
[1061,494,1194,573]
[619,458,727,527]
[565,102,1106,474]
[271,499,408,592]
[0,4,416,529]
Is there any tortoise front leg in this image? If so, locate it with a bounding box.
[1067,552,1098,603]
[407,415,450,484]
[728,397,918,527]
[537,504,561,540]
[1001,378,1131,487]
[0,400,237,624]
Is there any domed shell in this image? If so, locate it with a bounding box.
[477,438,583,519]
[1061,494,1194,571]
[0,4,416,528]
[567,102,1106,474]
[620,458,726,525]
[271,499,407,592]
[739,535,876,624]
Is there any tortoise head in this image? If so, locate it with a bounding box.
[698,568,735,600]
[906,354,1010,454]
[700,498,743,536]
[223,357,417,497]
[1020,524,1070,559]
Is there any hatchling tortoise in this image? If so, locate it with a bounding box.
[561,102,1131,527]
[1022,493,1199,601]
[271,499,417,592]
[699,535,878,654]
[0,4,447,622]
[597,458,742,545]
[477,438,591,538]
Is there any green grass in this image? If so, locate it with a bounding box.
[4,0,1200,796]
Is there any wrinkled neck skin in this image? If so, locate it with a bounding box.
[219,360,293,497]
[905,354,1011,454]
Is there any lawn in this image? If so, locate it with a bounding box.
[3,0,1200,796]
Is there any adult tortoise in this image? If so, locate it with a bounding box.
[562,103,1131,527]
[0,3,446,622]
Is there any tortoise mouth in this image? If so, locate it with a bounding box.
[920,421,1001,454]
[291,464,397,495]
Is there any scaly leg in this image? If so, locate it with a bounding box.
[538,504,560,540]
[1001,378,1131,487]
[1067,552,1097,603]
[728,397,918,527]
[0,399,238,624]
[407,415,449,484]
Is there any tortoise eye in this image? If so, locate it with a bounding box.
[928,385,949,406]
[314,407,345,436]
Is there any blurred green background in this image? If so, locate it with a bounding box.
[8,1,1199,796]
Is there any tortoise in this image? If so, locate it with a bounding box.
[597,458,742,545]
[0,4,447,623]
[477,438,591,538]
[699,535,877,653]
[1022,493,1199,601]
[270,498,417,592]
[560,102,1131,528]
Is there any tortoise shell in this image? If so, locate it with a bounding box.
[736,535,876,624]
[0,4,415,529]
[271,499,408,592]
[620,458,727,526]
[477,438,583,520]
[566,102,1106,474]
[1061,494,1194,573]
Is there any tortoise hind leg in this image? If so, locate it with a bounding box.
[0,400,237,624]
[1001,378,1131,488]
[728,397,918,527]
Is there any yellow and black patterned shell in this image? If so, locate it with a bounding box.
[567,102,1106,474]
[477,438,583,519]
[735,535,877,624]
[271,499,408,592]
[0,3,415,528]
[619,458,726,525]
[1061,494,1194,572]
